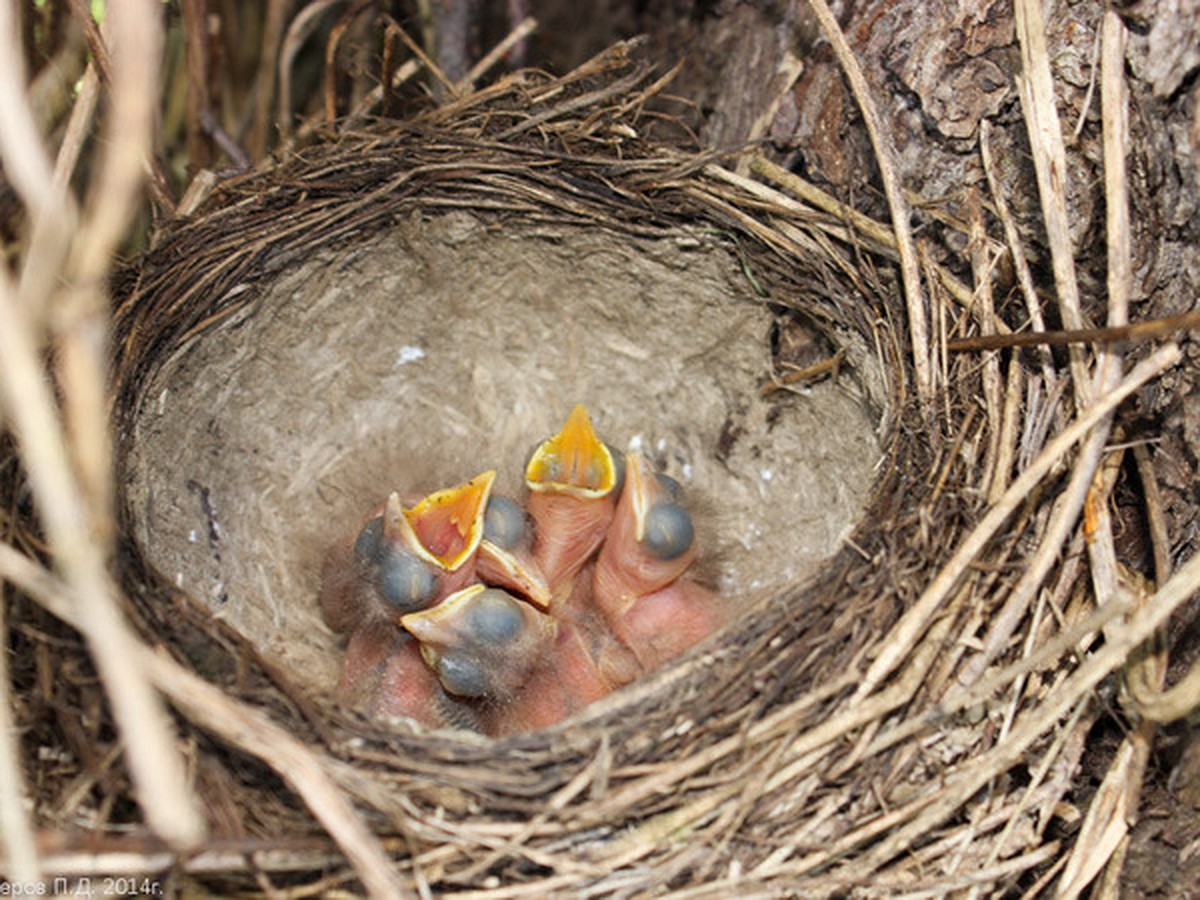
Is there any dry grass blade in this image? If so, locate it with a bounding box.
[1079,0,1132,682]
[804,0,930,403]
[863,546,1200,873]
[1014,0,1091,406]
[979,118,1055,385]
[855,344,1180,702]
[0,585,41,884]
[140,656,413,900]
[1128,655,1200,722]
[0,0,204,852]
[0,543,410,900]
[745,156,981,313]
[968,189,1004,499]
[1057,724,1150,896]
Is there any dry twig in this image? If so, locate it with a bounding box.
[0,0,204,850]
[805,0,930,402]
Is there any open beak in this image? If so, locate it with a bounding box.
[478,540,552,609]
[525,405,618,499]
[523,406,623,598]
[400,584,481,648]
[474,493,551,609]
[384,470,495,572]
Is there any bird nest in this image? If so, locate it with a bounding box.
[8,38,1198,898]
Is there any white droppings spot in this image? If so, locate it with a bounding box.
[188,530,198,543]
[628,434,645,451]
[761,468,774,481]
[681,462,693,479]
[396,345,425,366]
[655,437,667,452]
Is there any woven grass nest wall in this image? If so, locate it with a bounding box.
[4,9,1200,900]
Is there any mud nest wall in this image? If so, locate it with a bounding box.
[3,5,1200,899]
[120,206,884,695]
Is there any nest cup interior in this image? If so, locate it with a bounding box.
[121,205,887,715]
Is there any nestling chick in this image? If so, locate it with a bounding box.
[401,584,620,735]
[591,452,725,669]
[524,404,623,604]
[318,471,496,633]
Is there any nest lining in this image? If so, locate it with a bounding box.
[121,209,883,694]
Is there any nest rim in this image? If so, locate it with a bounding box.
[10,38,1192,897]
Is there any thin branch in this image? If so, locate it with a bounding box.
[279,0,342,142]
[181,0,213,170]
[0,582,42,884]
[0,0,206,851]
[249,0,295,159]
[457,16,539,93]
[0,3,78,319]
[0,5,57,217]
[946,310,1200,352]
[383,15,457,99]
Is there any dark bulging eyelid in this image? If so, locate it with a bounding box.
[642,501,694,561]
[467,590,524,643]
[354,515,384,562]
[437,653,489,697]
[483,495,529,549]
[377,547,437,611]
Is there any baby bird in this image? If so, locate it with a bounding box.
[373,630,482,731]
[591,452,725,670]
[524,405,623,603]
[320,471,495,727]
[322,411,725,733]
[319,470,496,634]
[401,585,618,735]
[337,620,480,731]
